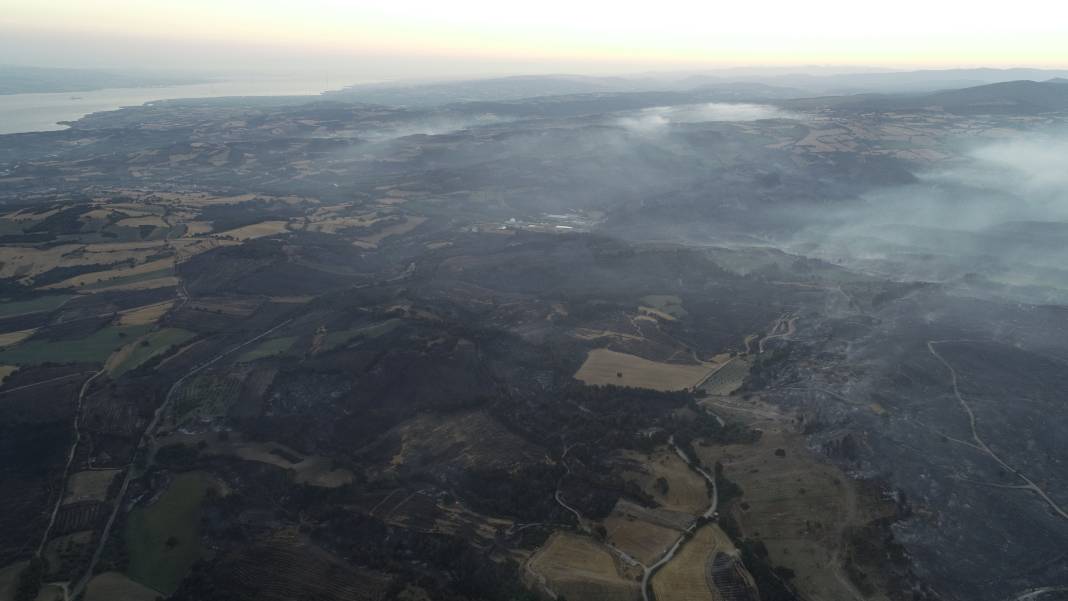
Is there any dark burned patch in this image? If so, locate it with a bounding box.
[173,530,394,601]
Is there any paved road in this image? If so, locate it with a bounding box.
[640,436,720,601]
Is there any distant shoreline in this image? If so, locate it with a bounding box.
[0,78,349,135]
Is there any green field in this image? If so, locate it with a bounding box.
[110,328,196,376]
[237,335,296,362]
[125,472,211,595]
[0,324,152,365]
[0,294,73,318]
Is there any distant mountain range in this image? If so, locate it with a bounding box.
[328,68,1068,107]
[794,80,1068,114]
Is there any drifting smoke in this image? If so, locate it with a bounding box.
[361,112,510,141]
[616,102,803,133]
[787,132,1068,301]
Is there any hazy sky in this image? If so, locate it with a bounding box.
[2,0,1067,78]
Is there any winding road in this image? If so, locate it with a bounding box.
[36,369,105,556]
[66,318,294,599]
[638,436,719,601]
[547,434,720,601]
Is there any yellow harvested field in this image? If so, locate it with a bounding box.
[695,430,892,601]
[41,257,174,290]
[117,301,174,326]
[604,512,680,565]
[639,306,678,321]
[527,532,640,601]
[354,216,427,247]
[0,329,36,348]
[4,207,60,221]
[82,241,166,253]
[0,365,18,384]
[81,208,117,220]
[652,525,751,601]
[572,328,644,342]
[619,448,710,514]
[85,572,162,601]
[87,276,179,293]
[574,349,718,391]
[214,220,290,240]
[115,215,169,228]
[173,237,240,262]
[0,241,178,280]
[63,469,120,504]
[0,245,79,279]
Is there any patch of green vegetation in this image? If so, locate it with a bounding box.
[173,373,242,423]
[322,319,401,351]
[640,294,687,318]
[125,471,211,595]
[237,335,296,362]
[111,328,196,376]
[0,324,152,365]
[0,294,73,318]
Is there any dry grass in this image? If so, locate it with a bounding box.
[88,276,179,293]
[604,512,680,565]
[0,242,175,280]
[353,216,427,247]
[388,411,542,472]
[41,257,174,290]
[63,469,120,504]
[214,220,291,240]
[84,572,162,601]
[527,532,640,601]
[651,524,740,601]
[183,221,213,235]
[696,429,891,601]
[0,329,36,348]
[619,448,710,514]
[116,301,174,326]
[116,215,169,228]
[0,365,17,385]
[575,349,717,391]
[173,237,240,263]
[4,207,60,221]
